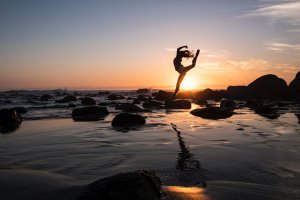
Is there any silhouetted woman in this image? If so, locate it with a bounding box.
[173,45,200,99]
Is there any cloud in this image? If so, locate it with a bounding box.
[165,48,176,51]
[245,0,300,25]
[266,42,300,51]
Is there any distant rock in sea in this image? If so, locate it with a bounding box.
[72,106,109,121]
[136,88,150,94]
[75,170,161,200]
[112,113,146,127]
[247,74,287,98]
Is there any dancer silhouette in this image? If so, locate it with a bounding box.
[173,45,200,99]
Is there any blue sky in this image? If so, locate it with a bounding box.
[0,0,299,89]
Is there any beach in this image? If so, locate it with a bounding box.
[0,90,299,199]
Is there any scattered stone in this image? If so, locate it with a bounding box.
[254,105,279,119]
[107,94,125,100]
[39,94,52,101]
[165,100,191,109]
[72,106,109,121]
[75,170,161,200]
[55,95,77,103]
[112,113,146,127]
[190,107,233,119]
[81,97,96,105]
[155,90,173,101]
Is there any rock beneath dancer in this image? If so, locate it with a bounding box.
[172,45,200,99]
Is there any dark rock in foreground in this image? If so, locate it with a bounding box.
[289,71,300,94]
[56,95,77,103]
[190,107,233,119]
[81,97,96,105]
[14,107,28,114]
[143,100,164,109]
[155,90,173,101]
[112,113,146,127]
[248,74,287,98]
[76,170,161,200]
[220,99,236,110]
[0,109,22,133]
[254,105,279,119]
[165,100,191,109]
[72,106,109,121]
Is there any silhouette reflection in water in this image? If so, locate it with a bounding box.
[171,123,206,187]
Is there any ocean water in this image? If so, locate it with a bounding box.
[0,90,299,198]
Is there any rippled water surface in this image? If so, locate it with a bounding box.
[0,90,299,198]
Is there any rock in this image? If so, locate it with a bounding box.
[81,97,96,105]
[155,90,173,101]
[112,113,146,127]
[190,107,233,119]
[0,109,22,133]
[220,99,236,110]
[289,71,300,94]
[98,91,110,95]
[226,86,250,99]
[194,88,224,101]
[55,95,77,103]
[254,105,279,119]
[75,170,161,200]
[39,94,52,101]
[143,100,164,109]
[175,91,194,99]
[133,98,141,104]
[13,107,28,114]
[247,74,288,98]
[195,99,207,106]
[136,88,150,93]
[295,114,300,124]
[165,100,191,109]
[115,103,143,112]
[107,94,125,100]
[246,100,263,109]
[68,103,76,108]
[98,102,117,107]
[137,94,151,101]
[72,106,109,121]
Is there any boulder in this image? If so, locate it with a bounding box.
[39,94,52,101]
[289,71,300,94]
[55,95,77,103]
[190,107,233,119]
[72,106,109,121]
[112,113,146,127]
[155,90,173,101]
[136,88,150,93]
[226,86,250,99]
[295,114,300,124]
[0,109,22,133]
[81,97,96,105]
[143,100,164,109]
[107,94,125,100]
[75,170,161,200]
[247,74,288,98]
[115,103,143,112]
[165,100,191,109]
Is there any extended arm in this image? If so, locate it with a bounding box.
[177,45,188,53]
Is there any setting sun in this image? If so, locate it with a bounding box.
[181,77,199,90]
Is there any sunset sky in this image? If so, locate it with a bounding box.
[0,0,299,90]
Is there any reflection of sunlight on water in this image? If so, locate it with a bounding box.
[164,186,209,200]
[274,126,293,134]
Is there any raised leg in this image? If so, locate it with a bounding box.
[173,72,186,99]
[184,49,200,73]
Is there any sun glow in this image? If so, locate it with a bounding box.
[181,77,199,90]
